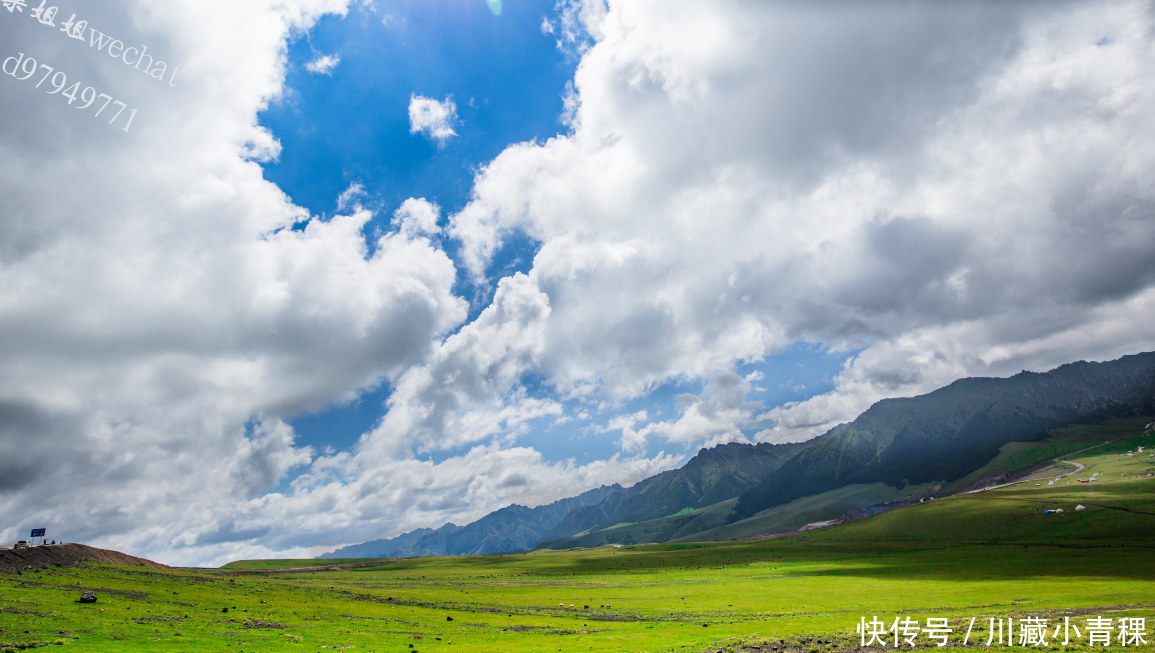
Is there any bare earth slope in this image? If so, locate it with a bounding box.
[0,543,170,573]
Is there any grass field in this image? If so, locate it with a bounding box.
[3,422,1153,653]
[219,559,381,571]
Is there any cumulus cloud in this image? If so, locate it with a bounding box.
[607,372,759,452]
[0,0,466,562]
[194,444,676,566]
[448,0,1155,442]
[408,94,458,144]
[305,53,341,75]
[0,0,682,566]
[546,0,605,60]
[394,198,442,239]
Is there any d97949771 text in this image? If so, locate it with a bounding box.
[3,51,137,132]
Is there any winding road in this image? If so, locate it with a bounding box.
[963,447,1098,495]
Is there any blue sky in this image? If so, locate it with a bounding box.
[263,0,564,314]
[261,0,571,230]
[268,0,573,455]
[268,1,858,469]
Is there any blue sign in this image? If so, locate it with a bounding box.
[30,528,46,538]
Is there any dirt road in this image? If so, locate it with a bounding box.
[963,449,1096,495]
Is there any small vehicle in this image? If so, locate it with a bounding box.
[13,541,29,549]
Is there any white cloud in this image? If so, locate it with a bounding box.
[0,0,469,563]
[408,94,458,145]
[166,442,677,567]
[605,372,759,452]
[305,53,341,75]
[337,181,366,212]
[449,0,1155,439]
[394,198,442,239]
[0,0,679,567]
[548,0,605,60]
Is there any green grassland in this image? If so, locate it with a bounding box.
[219,559,379,571]
[3,423,1154,653]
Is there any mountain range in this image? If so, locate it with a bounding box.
[319,351,1155,559]
[320,484,622,558]
[735,353,1155,518]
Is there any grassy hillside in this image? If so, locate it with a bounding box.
[538,482,933,550]
[541,441,809,546]
[802,429,1155,547]
[737,353,1155,518]
[536,497,740,550]
[675,482,932,543]
[939,417,1146,494]
[589,441,808,529]
[218,558,382,571]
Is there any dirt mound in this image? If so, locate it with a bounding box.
[0,543,170,574]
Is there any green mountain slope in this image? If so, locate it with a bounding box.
[537,482,932,550]
[541,416,1153,550]
[591,441,807,529]
[536,498,740,549]
[540,492,626,541]
[803,425,1155,546]
[675,482,932,543]
[735,352,1155,519]
[541,441,808,544]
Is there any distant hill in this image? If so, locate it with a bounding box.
[735,352,1155,518]
[319,440,806,560]
[324,352,1155,558]
[318,523,461,559]
[538,440,806,543]
[319,484,623,559]
[541,492,627,541]
[534,482,927,551]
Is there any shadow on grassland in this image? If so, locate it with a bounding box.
[479,507,1155,582]
[769,541,1155,582]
